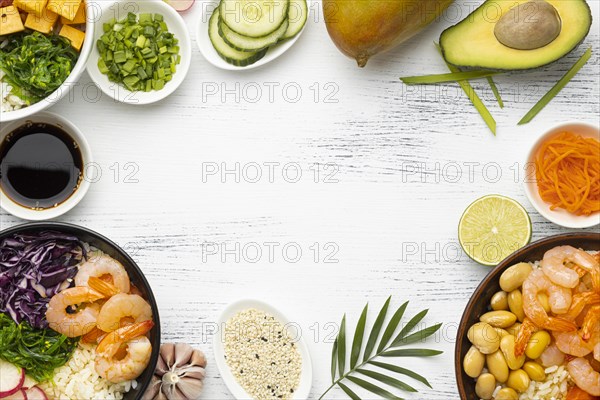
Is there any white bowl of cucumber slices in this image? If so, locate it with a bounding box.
[197,0,309,70]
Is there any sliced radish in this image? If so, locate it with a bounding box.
[23,387,46,400]
[167,0,194,12]
[0,360,24,398]
[2,390,26,400]
[20,377,36,391]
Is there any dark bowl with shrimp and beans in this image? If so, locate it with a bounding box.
[455,232,600,399]
[0,222,161,400]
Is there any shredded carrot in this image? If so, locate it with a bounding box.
[535,132,600,216]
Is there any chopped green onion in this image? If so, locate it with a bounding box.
[400,70,500,84]
[96,11,180,92]
[518,47,592,125]
[435,44,496,135]
[487,77,504,109]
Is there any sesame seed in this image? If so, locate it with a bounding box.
[224,309,302,400]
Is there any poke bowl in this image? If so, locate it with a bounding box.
[455,232,600,400]
[0,222,160,400]
[1,0,95,121]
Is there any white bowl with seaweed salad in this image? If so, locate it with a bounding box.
[0,0,94,122]
[87,0,192,105]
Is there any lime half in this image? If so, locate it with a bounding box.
[459,195,532,266]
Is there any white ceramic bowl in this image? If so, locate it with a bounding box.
[523,122,600,229]
[0,112,92,221]
[197,0,310,70]
[213,299,313,399]
[0,3,96,122]
[87,0,192,105]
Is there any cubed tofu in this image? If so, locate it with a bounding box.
[59,23,84,51]
[60,0,84,24]
[0,5,24,35]
[46,0,80,20]
[13,0,47,16]
[25,7,58,33]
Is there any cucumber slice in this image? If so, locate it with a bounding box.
[219,18,288,52]
[209,10,267,66]
[282,0,307,39]
[220,0,289,37]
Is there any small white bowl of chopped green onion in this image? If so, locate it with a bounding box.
[214,299,313,399]
[87,0,191,105]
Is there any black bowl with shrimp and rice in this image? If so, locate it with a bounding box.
[0,222,160,400]
[456,232,600,400]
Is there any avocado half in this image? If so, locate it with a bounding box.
[439,0,592,70]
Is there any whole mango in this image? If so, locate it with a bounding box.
[323,0,454,67]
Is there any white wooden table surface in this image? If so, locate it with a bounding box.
[1,1,599,398]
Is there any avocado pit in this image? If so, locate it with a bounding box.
[494,0,562,50]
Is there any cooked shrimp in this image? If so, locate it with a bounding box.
[46,287,105,337]
[541,246,597,289]
[567,386,597,400]
[515,318,538,357]
[75,253,130,294]
[95,320,154,383]
[594,342,600,362]
[567,357,600,396]
[565,292,600,321]
[522,269,576,330]
[96,293,152,332]
[554,331,594,357]
[539,342,565,367]
[581,305,600,341]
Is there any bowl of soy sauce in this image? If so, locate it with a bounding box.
[0,112,92,220]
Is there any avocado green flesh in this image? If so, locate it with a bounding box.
[440,0,592,70]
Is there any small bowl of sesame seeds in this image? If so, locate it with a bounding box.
[214,299,313,400]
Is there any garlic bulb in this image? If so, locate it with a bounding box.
[143,343,207,400]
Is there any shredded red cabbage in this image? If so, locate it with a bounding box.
[0,231,86,328]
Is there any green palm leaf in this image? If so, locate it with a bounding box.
[319,298,442,400]
[338,382,361,400]
[377,301,408,353]
[363,296,390,363]
[382,349,443,357]
[368,361,432,388]
[356,369,417,392]
[393,323,442,346]
[347,376,404,400]
[350,304,368,369]
[331,338,338,383]
[337,315,346,376]
[392,309,428,345]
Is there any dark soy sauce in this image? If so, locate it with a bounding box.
[0,122,83,210]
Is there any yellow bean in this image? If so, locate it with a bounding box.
[491,291,509,311]
[508,290,525,322]
[500,335,525,370]
[537,292,551,312]
[494,327,510,339]
[475,373,496,400]
[468,322,501,354]
[523,361,545,381]
[500,262,532,292]
[525,331,551,360]
[507,369,530,393]
[495,388,519,400]
[463,345,485,378]
[486,350,509,383]
[480,311,517,328]
[506,322,521,337]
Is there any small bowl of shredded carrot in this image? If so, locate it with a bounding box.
[524,122,600,228]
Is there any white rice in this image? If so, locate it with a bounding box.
[517,365,572,400]
[0,69,27,113]
[38,343,137,400]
